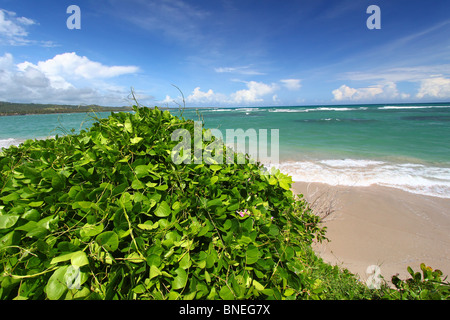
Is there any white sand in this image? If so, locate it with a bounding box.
[292,182,450,285]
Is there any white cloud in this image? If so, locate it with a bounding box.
[342,65,450,83]
[280,79,302,90]
[0,52,140,105]
[0,9,37,45]
[0,9,58,47]
[18,52,139,80]
[163,80,280,106]
[416,77,450,99]
[332,82,409,101]
[185,87,227,104]
[214,66,265,75]
[337,65,450,101]
[0,9,35,36]
[231,81,278,104]
[332,85,358,101]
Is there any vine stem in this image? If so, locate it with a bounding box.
[5,266,58,279]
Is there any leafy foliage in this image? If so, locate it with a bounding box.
[384,264,450,300]
[0,106,328,300]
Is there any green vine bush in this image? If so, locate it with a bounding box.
[1,106,449,300]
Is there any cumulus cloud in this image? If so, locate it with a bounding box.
[416,77,450,99]
[162,81,280,106]
[332,82,409,101]
[0,52,140,105]
[18,52,139,80]
[280,79,302,91]
[231,81,278,103]
[337,65,450,101]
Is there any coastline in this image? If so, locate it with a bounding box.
[292,181,450,285]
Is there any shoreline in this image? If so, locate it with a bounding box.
[292,181,450,285]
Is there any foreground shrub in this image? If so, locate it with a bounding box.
[0,106,328,300]
[383,264,450,300]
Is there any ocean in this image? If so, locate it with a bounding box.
[1,103,450,199]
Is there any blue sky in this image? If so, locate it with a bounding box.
[0,0,450,107]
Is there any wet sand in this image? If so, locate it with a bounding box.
[292,182,450,285]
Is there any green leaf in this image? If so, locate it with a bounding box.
[219,286,235,300]
[124,118,133,133]
[130,136,143,144]
[134,165,150,179]
[126,252,145,263]
[51,252,75,265]
[204,271,211,283]
[26,226,48,239]
[268,177,277,185]
[71,251,89,267]
[207,198,222,208]
[138,221,159,231]
[279,180,290,190]
[51,175,65,190]
[210,165,222,172]
[210,176,219,185]
[80,223,104,238]
[0,214,20,229]
[131,179,145,190]
[172,268,187,290]
[72,201,94,210]
[46,266,69,300]
[96,231,119,252]
[28,201,44,207]
[0,192,19,202]
[0,231,19,251]
[149,265,162,280]
[154,201,171,217]
[179,253,191,269]
[252,279,265,291]
[21,209,40,221]
[246,245,260,265]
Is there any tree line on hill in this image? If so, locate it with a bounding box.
[0,101,133,116]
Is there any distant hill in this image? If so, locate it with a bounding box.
[0,101,133,116]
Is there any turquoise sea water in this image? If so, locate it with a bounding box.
[1,103,449,198]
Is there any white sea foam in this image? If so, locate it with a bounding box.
[269,106,369,113]
[269,108,306,113]
[209,108,235,112]
[238,108,260,112]
[378,105,450,110]
[0,138,21,150]
[265,159,450,199]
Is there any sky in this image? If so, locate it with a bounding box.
[0,0,450,107]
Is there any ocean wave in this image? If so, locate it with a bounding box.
[0,138,22,149]
[265,159,450,199]
[314,107,368,112]
[269,108,306,113]
[378,105,450,110]
[238,108,260,112]
[208,108,235,112]
[269,107,369,113]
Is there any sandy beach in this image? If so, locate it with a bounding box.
[292,182,450,286]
